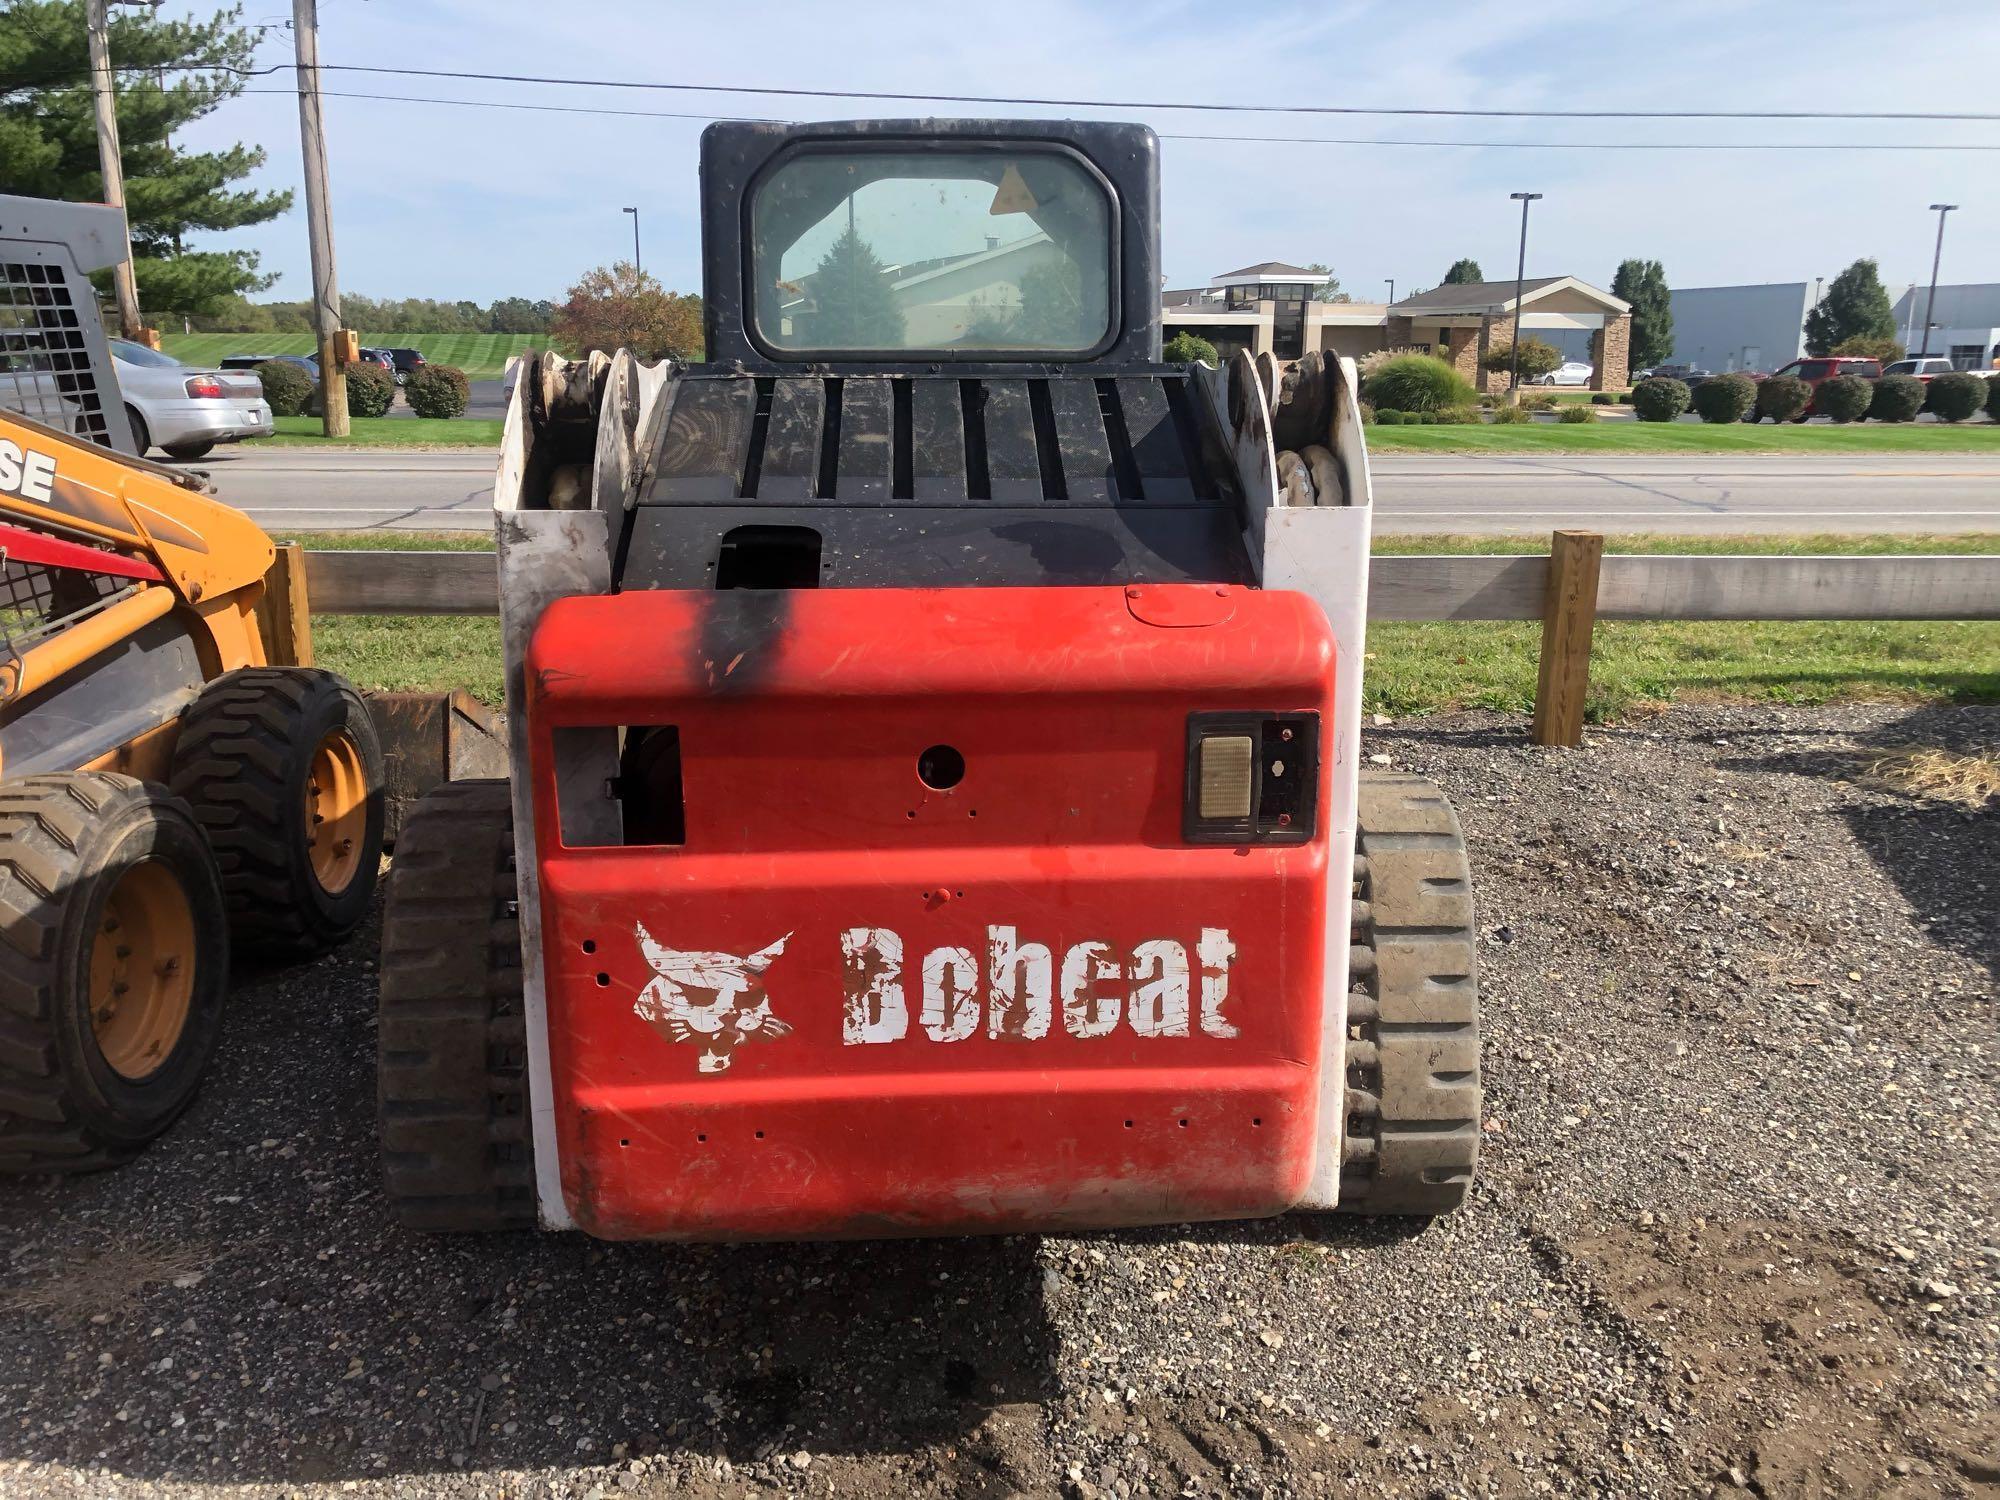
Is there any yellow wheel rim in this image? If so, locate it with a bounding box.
[89,861,197,1081]
[305,727,369,896]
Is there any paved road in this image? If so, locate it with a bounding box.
[176,447,2000,536]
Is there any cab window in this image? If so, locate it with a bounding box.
[750,147,1115,356]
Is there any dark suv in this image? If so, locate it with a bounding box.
[385,347,427,385]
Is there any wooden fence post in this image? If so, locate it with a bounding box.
[1531,530,1603,747]
[255,542,315,667]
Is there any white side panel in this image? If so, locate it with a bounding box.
[1263,504,1373,1209]
[494,508,607,1232]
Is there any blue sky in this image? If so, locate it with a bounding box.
[158,0,2000,307]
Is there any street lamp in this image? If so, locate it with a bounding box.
[1508,192,1542,396]
[1385,277,1395,304]
[1919,203,1956,358]
[623,206,642,278]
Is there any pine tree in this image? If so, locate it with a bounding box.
[1804,259,1896,357]
[1611,258,1675,370]
[0,1,293,318]
[802,226,905,349]
[1442,258,1484,285]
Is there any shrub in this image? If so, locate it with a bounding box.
[1362,354,1475,414]
[1374,408,1406,425]
[1690,372,1756,424]
[1754,374,1811,424]
[1489,403,1532,424]
[1830,333,1905,362]
[344,362,395,418]
[1431,405,1479,424]
[1816,374,1873,423]
[1988,373,2000,421]
[404,364,469,419]
[1410,411,1436,425]
[1358,401,1376,425]
[1557,403,1597,423]
[1162,330,1219,366]
[255,359,315,417]
[1590,392,1616,406]
[1924,371,1988,423]
[1358,345,1431,379]
[1630,377,1691,422]
[1480,335,1563,381]
[1518,391,1555,412]
[1867,374,1926,423]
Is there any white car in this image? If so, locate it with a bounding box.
[1534,360,1596,387]
[110,339,273,459]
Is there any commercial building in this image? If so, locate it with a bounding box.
[1665,279,2000,374]
[1163,265,1633,390]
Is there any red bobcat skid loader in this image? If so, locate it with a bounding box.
[378,120,1480,1238]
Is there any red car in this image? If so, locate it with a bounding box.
[1769,355,1882,416]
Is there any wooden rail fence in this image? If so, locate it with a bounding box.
[294,537,2000,748]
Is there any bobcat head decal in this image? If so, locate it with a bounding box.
[631,924,793,1074]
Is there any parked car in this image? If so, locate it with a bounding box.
[1767,355,1883,417]
[1643,363,1709,382]
[385,347,427,385]
[1533,360,1595,387]
[220,352,318,376]
[1880,356,1955,382]
[360,346,398,376]
[109,338,272,459]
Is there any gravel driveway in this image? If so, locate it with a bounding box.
[3,703,1994,1499]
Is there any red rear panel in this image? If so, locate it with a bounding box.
[525,583,1335,1239]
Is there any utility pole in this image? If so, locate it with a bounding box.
[293,0,348,436]
[1508,192,1542,398]
[623,206,641,277]
[84,0,144,341]
[1919,203,1956,359]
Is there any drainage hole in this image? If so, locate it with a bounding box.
[582,939,597,954]
[917,744,965,790]
[594,972,610,987]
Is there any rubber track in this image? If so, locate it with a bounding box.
[376,779,534,1231]
[171,667,349,955]
[1338,771,1482,1215]
[0,774,153,1172]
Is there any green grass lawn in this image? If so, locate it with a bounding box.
[302,531,1999,720]
[251,415,505,448]
[161,332,542,381]
[1368,421,2000,453]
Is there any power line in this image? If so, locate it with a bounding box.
[307,64,2000,124]
[23,82,2000,151]
[11,60,2000,124]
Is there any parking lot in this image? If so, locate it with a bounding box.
[2,703,1995,1499]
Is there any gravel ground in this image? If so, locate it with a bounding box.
[3,703,1995,1499]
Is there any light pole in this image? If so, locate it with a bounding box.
[1384,277,1395,304]
[623,206,641,277]
[1919,203,1955,358]
[1508,192,1542,397]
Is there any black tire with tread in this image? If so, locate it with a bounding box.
[0,773,229,1173]
[163,440,214,460]
[169,667,385,959]
[124,405,150,456]
[1338,771,1482,1215]
[377,778,534,1232]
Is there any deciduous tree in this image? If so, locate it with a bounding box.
[1805,259,1896,357]
[551,262,703,361]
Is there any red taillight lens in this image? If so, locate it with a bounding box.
[184,376,224,399]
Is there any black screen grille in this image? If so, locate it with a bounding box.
[0,259,119,447]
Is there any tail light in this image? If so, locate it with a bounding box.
[184,376,224,399]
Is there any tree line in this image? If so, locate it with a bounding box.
[191,293,559,336]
